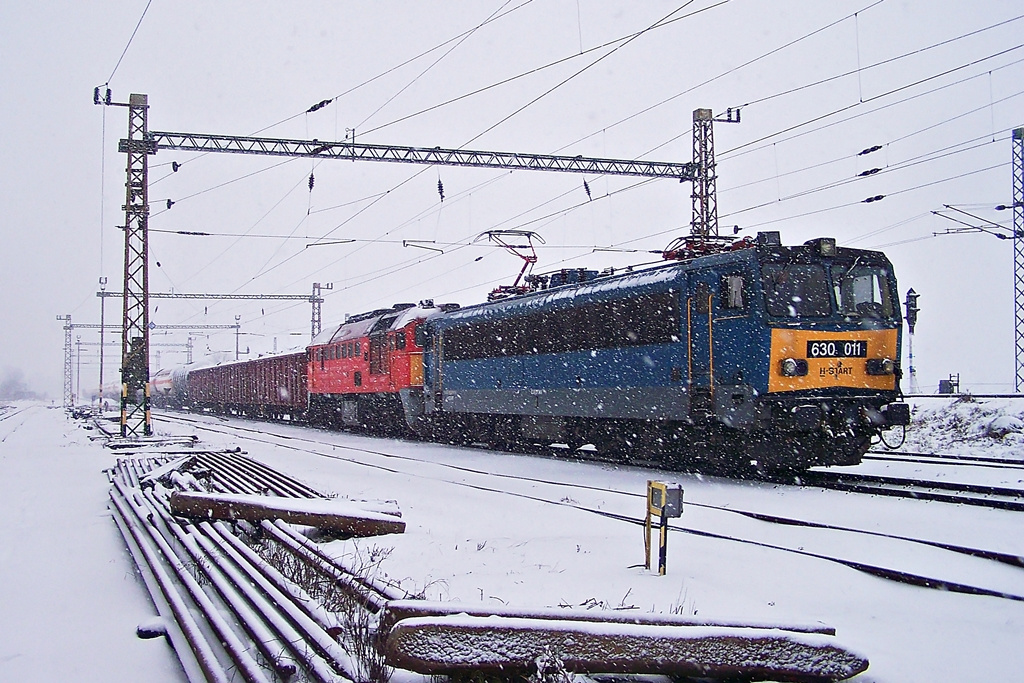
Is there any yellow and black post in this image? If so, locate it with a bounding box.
[645,480,683,575]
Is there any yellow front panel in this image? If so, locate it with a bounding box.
[768,328,898,393]
[409,353,424,386]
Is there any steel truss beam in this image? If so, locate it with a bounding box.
[98,291,318,301]
[147,131,699,181]
[70,323,241,332]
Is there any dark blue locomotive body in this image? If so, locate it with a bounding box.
[419,233,909,472]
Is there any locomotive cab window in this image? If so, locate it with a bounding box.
[396,331,406,350]
[414,325,429,348]
[721,274,745,310]
[761,263,831,318]
[833,264,895,319]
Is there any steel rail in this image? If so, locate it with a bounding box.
[207,520,346,635]
[109,486,236,683]
[271,520,407,603]
[259,521,393,613]
[201,451,319,498]
[113,481,273,683]
[139,489,303,682]
[801,471,1024,512]
[120,468,359,683]
[865,449,1024,470]
[191,520,357,683]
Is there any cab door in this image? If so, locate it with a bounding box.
[687,270,717,420]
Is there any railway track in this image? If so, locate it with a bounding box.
[800,470,1024,513]
[154,411,1024,605]
[865,449,1024,471]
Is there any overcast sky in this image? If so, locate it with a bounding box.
[2,0,1022,398]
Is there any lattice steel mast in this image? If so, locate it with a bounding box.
[118,94,154,437]
[57,315,73,408]
[1013,127,1024,392]
[311,282,331,340]
[664,108,740,259]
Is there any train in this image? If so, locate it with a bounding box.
[152,231,910,474]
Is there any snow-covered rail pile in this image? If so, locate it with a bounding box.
[108,450,409,683]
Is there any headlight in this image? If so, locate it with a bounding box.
[780,358,809,377]
[866,358,895,375]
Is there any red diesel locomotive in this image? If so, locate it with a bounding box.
[182,302,455,431]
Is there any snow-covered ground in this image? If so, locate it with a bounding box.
[1,397,1022,682]
[901,396,1024,460]
[0,403,181,681]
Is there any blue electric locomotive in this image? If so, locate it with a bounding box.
[415,231,909,472]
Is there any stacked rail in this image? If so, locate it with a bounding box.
[109,451,405,683]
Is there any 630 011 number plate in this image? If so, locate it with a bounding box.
[806,340,867,358]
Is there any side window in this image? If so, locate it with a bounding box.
[695,281,711,314]
[414,324,429,348]
[396,331,406,350]
[354,371,362,387]
[722,274,745,309]
[355,341,361,357]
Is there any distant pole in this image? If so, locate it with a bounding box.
[98,276,107,404]
[75,336,82,405]
[235,315,241,360]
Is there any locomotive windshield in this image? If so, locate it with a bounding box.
[761,263,832,318]
[832,263,895,319]
[761,259,897,320]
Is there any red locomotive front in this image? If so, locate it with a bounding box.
[307,302,450,431]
